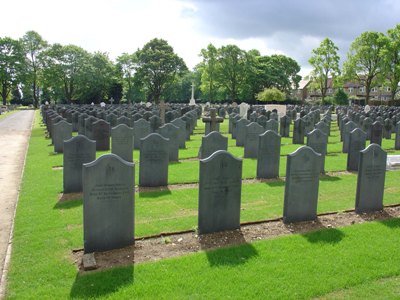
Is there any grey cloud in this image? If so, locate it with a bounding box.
[189,0,400,69]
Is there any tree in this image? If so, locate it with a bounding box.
[135,38,187,104]
[382,24,400,101]
[216,44,247,102]
[42,44,90,103]
[256,87,286,102]
[343,31,388,105]
[257,54,301,94]
[308,38,340,101]
[116,52,137,103]
[198,43,219,102]
[20,31,48,108]
[334,88,349,105]
[0,37,25,105]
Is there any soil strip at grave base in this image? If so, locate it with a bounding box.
[72,204,400,273]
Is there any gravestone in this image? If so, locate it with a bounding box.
[157,123,180,162]
[78,113,89,135]
[117,115,133,128]
[111,124,134,162]
[315,121,330,136]
[133,119,151,149]
[239,102,250,119]
[92,119,111,151]
[53,120,72,153]
[383,118,392,139]
[292,118,305,144]
[202,108,223,135]
[280,115,291,137]
[395,121,400,150]
[346,128,367,172]
[63,135,96,193]
[355,144,386,213]
[306,129,327,173]
[231,115,241,139]
[235,119,250,146]
[198,150,242,234]
[199,131,228,159]
[370,121,383,146]
[149,115,162,132]
[84,116,98,140]
[171,118,186,149]
[83,154,134,253]
[139,133,169,187]
[257,130,281,179]
[106,113,118,128]
[362,117,373,140]
[283,146,321,224]
[256,115,268,130]
[265,119,279,134]
[342,121,357,153]
[244,122,265,158]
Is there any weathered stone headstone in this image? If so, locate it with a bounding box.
[283,146,321,224]
[395,121,400,150]
[265,119,279,134]
[279,115,291,137]
[306,129,327,173]
[362,117,373,140]
[83,154,134,253]
[256,115,268,130]
[149,115,162,132]
[370,121,383,146]
[139,133,169,187]
[202,108,223,135]
[292,118,305,144]
[63,135,96,193]
[383,118,392,139]
[342,121,358,153]
[235,119,250,146]
[198,150,242,234]
[346,128,367,172]
[157,123,180,162]
[171,118,186,149]
[111,124,134,162]
[257,130,281,179]
[117,115,133,128]
[199,131,228,159]
[133,119,151,149]
[355,144,386,213]
[244,122,265,158]
[53,120,72,153]
[239,102,250,119]
[315,121,330,137]
[92,119,111,151]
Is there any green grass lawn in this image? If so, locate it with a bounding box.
[5,111,400,299]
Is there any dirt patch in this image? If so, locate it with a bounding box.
[72,205,400,273]
[52,166,63,170]
[59,193,82,202]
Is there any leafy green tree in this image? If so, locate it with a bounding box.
[256,87,286,102]
[116,52,137,103]
[198,43,219,102]
[0,37,25,105]
[20,31,48,108]
[216,44,247,102]
[42,44,90,103]
[343,31,388,104]
[257,54,301,94]
[382,24,400,101]
[308,38,340,101]
[135,38,187,104]
[334,88,349,105]
[77,52,116,103]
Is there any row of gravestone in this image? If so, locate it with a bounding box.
[81,143,387,254]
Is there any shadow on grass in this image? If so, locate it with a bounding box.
[199,230,258,267]
[302,226,345,244]
[70,266,134,299]
[379,218,400,228]
[54,199,82,210]
[320,175,342,182]
[264,178,285,187]
[138,189,172,198]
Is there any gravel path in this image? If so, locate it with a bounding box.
[0,110,34,298]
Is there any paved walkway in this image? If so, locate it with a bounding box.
[0,110,34,298]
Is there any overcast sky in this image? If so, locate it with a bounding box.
[1,0,399,76]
